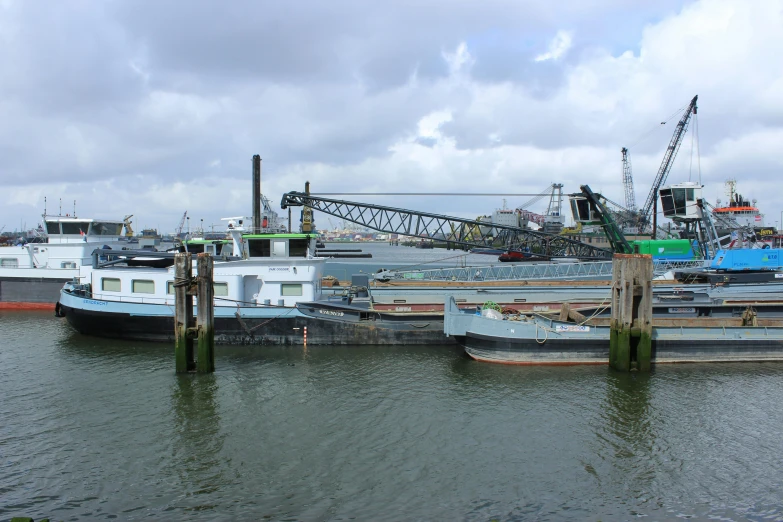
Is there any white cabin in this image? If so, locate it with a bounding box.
[0,216,126,270]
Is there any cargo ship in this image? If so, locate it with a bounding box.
[712,179,775,244]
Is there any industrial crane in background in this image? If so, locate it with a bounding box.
[123,215,134,237]
[637,94,699,235]
[621,147,636,212]
[176,211,188,238]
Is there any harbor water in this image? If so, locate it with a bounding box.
[3,309,783,520]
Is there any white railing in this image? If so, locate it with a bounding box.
[377,259,708,282]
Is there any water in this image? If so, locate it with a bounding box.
[3,310,783,520]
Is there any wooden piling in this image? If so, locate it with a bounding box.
[610,254,653,372]
[196,253,215,373]
[174,252,195,373]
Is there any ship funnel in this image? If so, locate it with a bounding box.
[252,154,262,233]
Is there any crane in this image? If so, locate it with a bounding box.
[281,189,613,259]
[621,147,636,212]
[638,95,698,234]
[176,211,188,237]
[570,185,633,254]
[123,215,134,237]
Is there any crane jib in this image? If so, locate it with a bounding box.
[280,192,613,259]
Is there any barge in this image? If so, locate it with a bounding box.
[443,296,783,365]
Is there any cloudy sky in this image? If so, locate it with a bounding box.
[2,0,783,234]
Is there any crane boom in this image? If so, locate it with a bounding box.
[621,147,636,212]
[281,191,613,259]
[176,211,188,236]
[638,95,698,232]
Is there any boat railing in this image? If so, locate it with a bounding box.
[375,259,708,283]
[83,291,272,308]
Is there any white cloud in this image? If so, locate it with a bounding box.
[534,30,573,62]
[4,0,783,232]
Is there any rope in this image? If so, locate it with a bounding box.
[234,304,298,336]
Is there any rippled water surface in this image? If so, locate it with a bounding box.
[3,310,783,520]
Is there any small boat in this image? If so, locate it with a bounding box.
[443,296,783,365]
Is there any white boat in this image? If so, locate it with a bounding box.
[0,214,128,309]
[58,218,328,343]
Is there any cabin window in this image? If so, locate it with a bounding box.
[281,283,303,296]
[673,189,687,213]
[61,262,77,268]
[214,282,229,296]
[167,281,175,294]
[248,239,271,257]
[90,222,123,236]
[185,243,205,253]
[132,280,155,294]
[102,278,121,292]
[61,221,90,235]
[46,222,61,234]
[686,188,695,201]
[0,258,19,268]
[289,239,308,257]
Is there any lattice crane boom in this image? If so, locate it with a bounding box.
[176,211,188,236]
[281,192,613,259]
[638,95,698,232]
[621,147,636,212]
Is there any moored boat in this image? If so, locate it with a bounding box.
[0,214,128,309]
[58,219,328,344]
[443,296,783,365]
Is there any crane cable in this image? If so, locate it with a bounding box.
[626,102,690,151]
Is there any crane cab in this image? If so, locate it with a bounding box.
[569,196,601,224]
[660,182,703,221]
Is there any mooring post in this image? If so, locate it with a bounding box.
[609,254,653,372]
[196,253,215,373]
[175,252,195,373]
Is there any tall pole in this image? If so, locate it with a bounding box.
[252,155,262,234]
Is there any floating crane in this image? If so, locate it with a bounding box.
[281,189,613,260]
[638,95,698,234]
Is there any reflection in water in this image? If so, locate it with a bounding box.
[596,369,659,506]
[168,374,226,509]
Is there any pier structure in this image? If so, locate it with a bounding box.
[174,252,215,373]
[610,254,653,372]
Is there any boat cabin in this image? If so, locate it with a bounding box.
[0,216,127,270]
[44,217,126,244]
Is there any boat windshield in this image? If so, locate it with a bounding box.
[61,221,90,235]
[89,222,123,235]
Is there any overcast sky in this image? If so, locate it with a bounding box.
[2,0,783,233]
